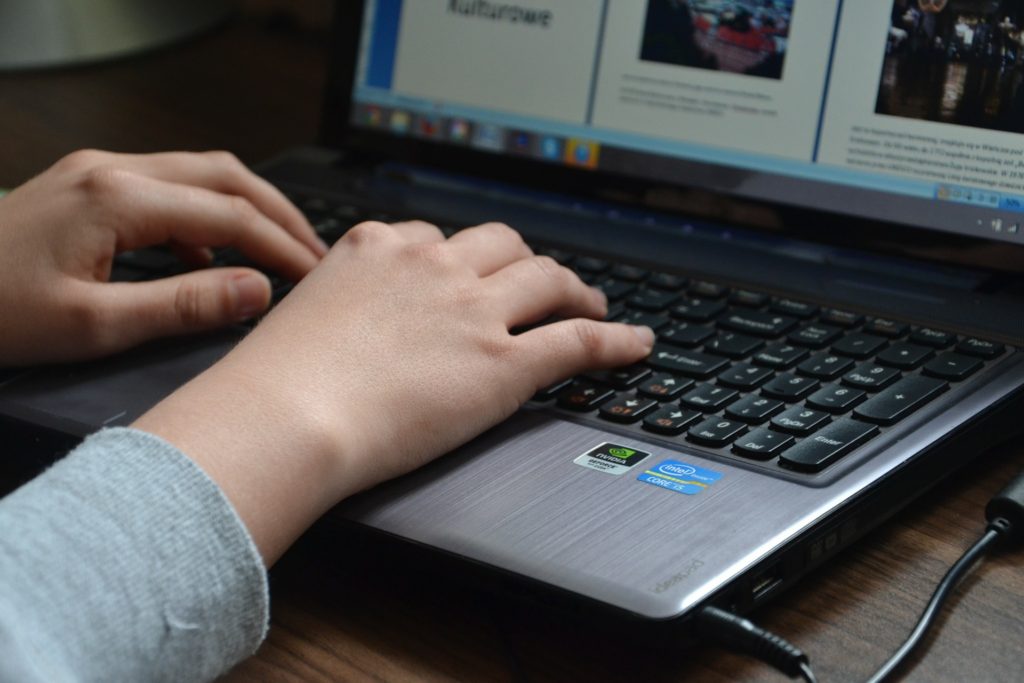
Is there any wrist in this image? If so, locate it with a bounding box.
[132,353,356,565]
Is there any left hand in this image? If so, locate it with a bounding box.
[0,149,327,366]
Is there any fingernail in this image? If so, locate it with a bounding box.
[591,286,608,311]
[231,273,270,320]
[315,237,330,256]
[632,325,655,348]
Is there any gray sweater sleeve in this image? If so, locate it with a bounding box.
[0,427,269,682]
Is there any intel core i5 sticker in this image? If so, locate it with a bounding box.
[574,443,650,476]
[638,460,722,495]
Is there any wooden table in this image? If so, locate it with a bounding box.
[1,15,1021,683]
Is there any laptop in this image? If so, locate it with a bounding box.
[2,0,1023,626]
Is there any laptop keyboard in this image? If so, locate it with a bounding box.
[110,192,1015,478]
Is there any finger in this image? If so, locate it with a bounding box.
[94,170,319,281]
[85,268,271,354]
[389,220,446,244]
[485,255,606,326]
[102,151,329,258]
[444,222,533,276]
[515,319,655,391]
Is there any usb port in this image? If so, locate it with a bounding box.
[750,569,782,601]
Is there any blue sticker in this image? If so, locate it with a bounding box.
[637,460,722,495]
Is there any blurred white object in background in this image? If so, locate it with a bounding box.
[0,0,230,70]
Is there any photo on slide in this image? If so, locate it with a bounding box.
[877,0,1024,133]
[639,0,795,80]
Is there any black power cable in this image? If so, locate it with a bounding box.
[865,469,1024,682]
[699,469,1024,682]
[695,606,816,682]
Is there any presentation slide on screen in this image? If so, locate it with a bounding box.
[390,1,605,124]
[818,0,1024,196]
[589,0,840,161]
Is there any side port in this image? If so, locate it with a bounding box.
[750,565,783,602]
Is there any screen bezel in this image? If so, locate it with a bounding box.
[322,1,1024,275]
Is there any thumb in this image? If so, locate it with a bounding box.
[94,268,271,352]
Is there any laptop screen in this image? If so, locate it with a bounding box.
[348,1,1024,246]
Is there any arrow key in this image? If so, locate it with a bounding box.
[643,406,702,435]
[556,381,616,412]
[599,395,659,423]
[638,373,694,400]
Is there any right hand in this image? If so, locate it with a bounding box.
[135,220,654,563]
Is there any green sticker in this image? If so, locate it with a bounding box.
[574,442,650,476]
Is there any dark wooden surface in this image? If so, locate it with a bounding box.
[1,15,1021,683]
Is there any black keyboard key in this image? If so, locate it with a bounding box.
[688,417,747,447]
[627,288,679,312]
[820,309,863,328]
[876,342,933,370]
[922,352,983,381]
[681,384,739,411]
[538,248,575,265]
[771,299,819,319]
[299,196,331,220]
[599,396,659,423]
[841,363,901,391]
[753,343,809,369]
[643,406,701,435]
[729,289,769,308]
[733,429,795,460]
[575,256,610,273]
[705,332,764,359]
[719,311,797,338]
[831,333,887,359]
[716,363,774,390]
[648,346,730,379]
[761,374,820,401]
[956,337,1005,359]
[771,407,831,435]
[616,311,672,332]
[609,264,649,282]
[596,278,637,301]
[533,378,572,401]
[797,353,855,380]
[864,318,908,338]
[853,376,948,425]
[911,327,956,349]
[115,248,180,273]
[332,203,363,220]
[638,373,693,400]
[661,324,715,348]
[690,281,729,298]
[725,396,784,424]
[557,382,615,411]
[670,298,727,323]
[109,264,151,282]
[807,385,866,413]
[648,272,688,291]
[779,419,880,472]
[586,364,652,389]
[789,324,844,349]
